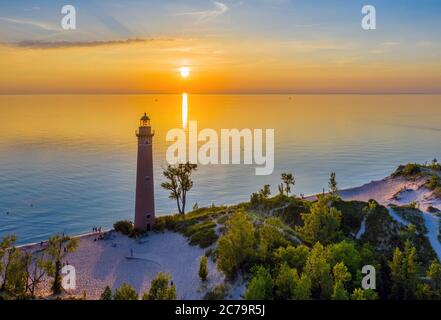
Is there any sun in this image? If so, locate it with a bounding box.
[179,66,190,78]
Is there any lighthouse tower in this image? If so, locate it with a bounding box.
[134,113,155,231]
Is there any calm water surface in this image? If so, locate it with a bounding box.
[0,94,440,243]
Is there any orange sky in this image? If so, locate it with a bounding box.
[1,1,441,93]
[1,36,440,94]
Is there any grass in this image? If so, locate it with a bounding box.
[154,206,227,248]
[424,175,441,199]
[392,162,441,180]
[189,228,219,248]
[392,163,422,178]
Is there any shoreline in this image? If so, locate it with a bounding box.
[16,174,441,250]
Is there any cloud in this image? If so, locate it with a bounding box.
[3,38,175,49]
[173,1,229,22]
[0,16,58,31]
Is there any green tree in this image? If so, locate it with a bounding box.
[161,162,197,214]
[416,283,434,300]
[278,183,284,195]
[217,210,255,278]
[427,260,441,291]
[328,172,339,197]
[0,235,18,292]
[0,235,32,298]
[100,286,113,300]
[331,262,351,300]
[389,240,418,300]
[280,173,295,196]
[114,283,138,300]
[421,260,441,299]
[304,242,333,299]
[260,185,271,199]
[274,262,298,299]
[257,217,288,262]
[350,288,378,300]
[273,245,309,271]
[45,234,79,295]
[351,288,366,300]
[199,256,208,281]
[143,272,176,300]
[244,266,273,300]
[293,273,312,300]
[328,240,361,279]
[0,235,49,298]
[26,250,51,297]
[296,196,342,245]
[250,185,272,210]
[5,249,29,297]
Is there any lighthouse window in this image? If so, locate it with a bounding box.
[146,214,151,219]
[145,176,150,180]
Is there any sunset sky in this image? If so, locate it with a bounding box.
[1,0,440,94]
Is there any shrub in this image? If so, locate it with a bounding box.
[394,163,421,178]
[391,205,427,234]
[332,200,366,235]
[131,227,146,238]
[203,284,229,300]
[100,286,112,300]
[143,272,176,300]
[425,175,441,191]
[273,245,309,271]
[216,210,256,278]
[198,256,209,281]
[295,196,342,245]
[244,266,273,300]
[274,262,298,299]
[113,220,134,236]
[403,164,421,176]
[432,187,441,199]
[113,283,138,300]
[183,220,216,237]
[189,228,219,248]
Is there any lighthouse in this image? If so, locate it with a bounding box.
[134,113,155,231]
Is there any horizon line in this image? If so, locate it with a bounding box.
[1,92,441,96]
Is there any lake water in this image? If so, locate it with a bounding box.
[1,94,440,244]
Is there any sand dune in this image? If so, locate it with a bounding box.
[24,231,223,299]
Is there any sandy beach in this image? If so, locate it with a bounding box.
[22,231,223,299]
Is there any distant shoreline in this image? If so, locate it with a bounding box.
[2,93,441,96]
